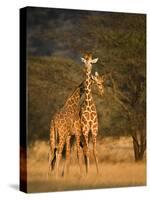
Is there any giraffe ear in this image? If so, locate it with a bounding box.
[81,57,86,63]
[91,58,98,64]
[95,71,99,77]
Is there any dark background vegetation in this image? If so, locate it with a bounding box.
[27,7,146,160]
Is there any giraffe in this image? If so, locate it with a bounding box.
[80,53,104,175]
[48,72,104,177]
[48,82,84,177]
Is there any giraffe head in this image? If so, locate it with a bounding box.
[81,53,98,75]
[91,72,104,96]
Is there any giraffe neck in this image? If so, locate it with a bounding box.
[84,72,93,103]
[64,81,84,111]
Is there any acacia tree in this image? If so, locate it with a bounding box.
[109,69,146,161]
[49,13,146,161]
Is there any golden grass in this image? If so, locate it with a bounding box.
[27,137,146,193]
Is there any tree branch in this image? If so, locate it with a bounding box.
[109,73,132,117]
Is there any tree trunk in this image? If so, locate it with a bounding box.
[132,130,146,161]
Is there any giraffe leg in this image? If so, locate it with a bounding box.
[63,136,71,176]
[48,120,56,176]
[76,134,83,176]
[49,148,57,173]
[83,133,90,175]
[55,138,65,178]
[92,134,99,174]
[48,149,52,175]
[48,150,57,177]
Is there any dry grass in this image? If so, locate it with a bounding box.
[27,137,146,193]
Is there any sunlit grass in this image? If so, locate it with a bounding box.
[27,137,146,193]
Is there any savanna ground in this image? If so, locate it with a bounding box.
[27,136,146,193]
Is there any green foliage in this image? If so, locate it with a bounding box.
[27,9,146,144]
